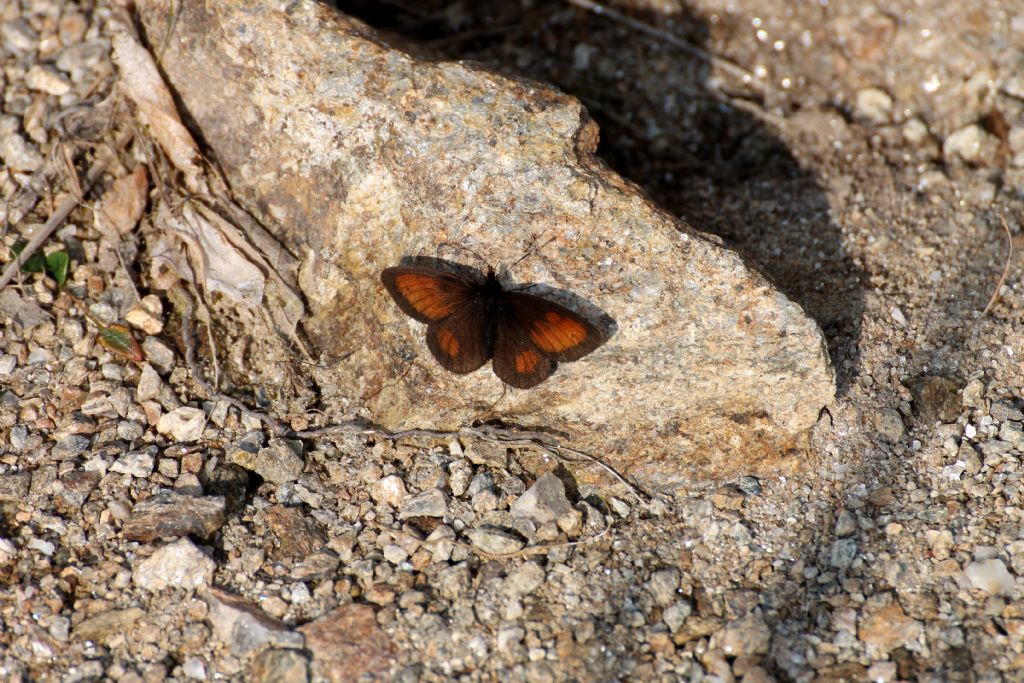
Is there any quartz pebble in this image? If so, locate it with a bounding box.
[157,406,207,442]
[399,488,449,519]
[133,538,215,591]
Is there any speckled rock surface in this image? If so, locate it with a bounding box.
[134,0,835,486]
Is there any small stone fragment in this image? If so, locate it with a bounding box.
[290,551,340,581]
[834,509,857,537]
[369,474,407,507]
[249,648,310,683]
[207,588,305,656]
[854,87,892,125]
[142,336,176,372]
[299,604,395,683]
[0,132,43,172]
[399,488,449,519]
[830,538,858,569]
[991,400,1024,422]
[504,561,546,597]
[123,492,226,542]
[26,64,72,95]
[54,470,101,513]
[510,473,574,525]
[132,538,215,592]
[72,608,145,644]
[464,440,509,468]
[663,602,692,633]
[157,406,207,442]
[0,472,31,501]
[873,409,905,443]
[230,438,304,483]
[110,449,156,478]
[646,568,681,606]
[964,559,1015,596]
[710,611,771,656]
[466,526,526,555]
[943,124,998,164]
[264,505,327,560]
[124,294,164,334]
[858,598,922,652]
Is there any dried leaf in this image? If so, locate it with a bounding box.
[96,165,148,236]
[111,31,204,193]
[153,203,265,305]
[96,323,144,362]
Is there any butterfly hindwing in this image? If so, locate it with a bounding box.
[492,306,557,389]
[381,266,477,324]
[504,292,604,362]
[425,300,491,374]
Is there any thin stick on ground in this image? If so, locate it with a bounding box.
[973,214,1014,326]
[297,420,649,503]
[0,130,133,290]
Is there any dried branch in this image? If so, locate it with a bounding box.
[0,130,133,290]
[297,420,649,502]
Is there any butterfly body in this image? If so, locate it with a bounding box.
[381,263,603,388]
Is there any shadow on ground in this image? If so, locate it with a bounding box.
[333,0,873,677]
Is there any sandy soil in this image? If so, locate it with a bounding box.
[1,0,1023,681]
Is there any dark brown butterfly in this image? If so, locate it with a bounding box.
[381,264,605,388]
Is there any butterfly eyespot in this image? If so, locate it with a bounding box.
[438,329,460,357]
[514,349,540,373]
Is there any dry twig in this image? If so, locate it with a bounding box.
[297,420,649,503]
[973,214,1014,325]
[0,130,133,290]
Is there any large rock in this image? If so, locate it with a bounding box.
[133,0,834,486]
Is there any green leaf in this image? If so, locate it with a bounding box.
[11,241,45,273]
[45,251,69,286]
[96,323,144,362]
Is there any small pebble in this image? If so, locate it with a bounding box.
[399,488,449,519]
[943,124,998,164]
[466,526,526,555]
[964,559,1015,596]
[157,407,207,442]
[132,538,215,591]
[854,87,892,125]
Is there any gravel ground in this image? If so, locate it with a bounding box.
[2,1,1024,681]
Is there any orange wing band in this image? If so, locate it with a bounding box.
[393,273,459,320]
[528,311,589,353]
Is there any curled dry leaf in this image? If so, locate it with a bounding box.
[111,31,204,193]
[95,165,148,237]
[151,202,265,306]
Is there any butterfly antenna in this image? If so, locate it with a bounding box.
[507,233,558,274]
[436,241,489,271]
[473,384,508,422]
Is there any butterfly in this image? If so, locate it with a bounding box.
[381,263,605,388]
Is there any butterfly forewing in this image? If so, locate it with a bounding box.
[425,300,491,374]
[505,292,604,362]
[492,307,557,388]
[382,262,606,388]
[381,266,477,323]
